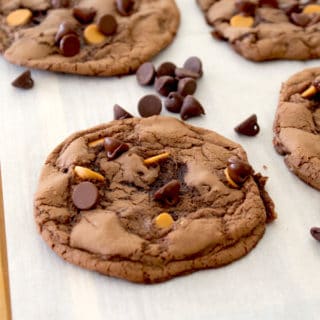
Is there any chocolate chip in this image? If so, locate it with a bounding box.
[138,95,162,117]
[156,62,176,77]
[235,0,257,16]
[175,67,200,79]
[104,137,129,160]
[116,0,134,16]
[310,227,320,241]
[234,114,260,136]
[164,92,184,113]
[51,0,69,8]
[55,22,77,44]
[73,7,96,24]
[113,104,133,120]
[282,2,300,16]
[136,62,156,86]
[11,70,34,89]
[154,76,177,97]
[180,95,205,120]
[72,181,99,210]
[178,77,197,96]
[227,158,253,185]
[98,14,117,36]
[183,56,203,77]
[59,34,80,57]
[290,12,311,27]
[258,0,278,8]
[154,180,180,205]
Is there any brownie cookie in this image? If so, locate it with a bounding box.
[273,67,320,190]
[34,116,276,283]
[0,1,179,76]
[197,0,320,61]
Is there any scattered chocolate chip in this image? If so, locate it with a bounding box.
[11,70,34,89]
[258,0,278,8]
[154,180,181,205]
[234,114,260,136]
[156,62,176,77]
[164,92,184,113]
[116,0,134,16]
[72,181,99,210]
[113,104,133,120]
[136,62,156,86]
[55,22,77,44]
[175,67,200,79]
[154,76,177,97]
[59,34,80,57]
[235,0,257,16]
[290,12,311,27]
[282,2,300,16]
[178,77,197,96]
[183,56,203,77]
[138,94,162,117]
[73,7,96,24]
[180,95,205,120]
[51,0,69,8]
[98,14,117,36]
[104,137,129,160]
[227,158,253,185]
[310,227,320,241]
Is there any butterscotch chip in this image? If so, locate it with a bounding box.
[6,9,32,27]
[143,152,170,165]
[303,4,320,14]
[230,14,254,28]
[301,85,317,98]
[88,138,104,148]
[155,213,174,228]
[83,24,106,44]
[74,166,105,181]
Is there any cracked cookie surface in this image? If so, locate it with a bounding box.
[0,0,179,76]
[34,116,276,283]
[197,0,320,61]
[273,67,320,190]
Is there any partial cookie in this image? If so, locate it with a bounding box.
[0,1,179,76]
[273,67,320,190]
[35,116,276,283]
[197,0,320,61]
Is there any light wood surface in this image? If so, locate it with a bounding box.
[0,167,11,320]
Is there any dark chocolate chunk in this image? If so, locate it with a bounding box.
[72,181,99,210]
[290,12,311,27]
[310,227,320,241]
[234,114,260,136]
[138,95,162,117]
[116,0,134,16]
[154,180,181,205]
[175,67,200,79]
[73,7,96,24]
[227,158,253,185]
[51,0,69,8]
[11,70,34,90]
[180,95,205,120]
[235,0,257,16]
[156,62,176,77]
[98,14,118,36]
[183,56,203,77]
[113,104,133,120]
[154,76,177,97]
[258,0,278,8]
[55,22,77,44]
[104,137,129,160]
[59,34,80,57]
[164,92,184,113]
[136,62,156,86]
[178,77,197,96]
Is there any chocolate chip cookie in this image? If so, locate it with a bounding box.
[34,116,276,283]
[197,0,320,61]
[273,67,320,190]
[0,1,180,76]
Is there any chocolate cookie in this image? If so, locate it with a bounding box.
[0,1,179,76]
[34,116,276,283]
[197,0,320,61]
[273,67,320,190]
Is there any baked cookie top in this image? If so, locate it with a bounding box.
[34,116,276,283]
[0,0,179,76]
[273,67,320,190]
[197,0,320,61]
